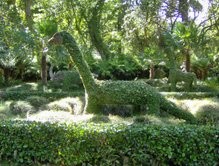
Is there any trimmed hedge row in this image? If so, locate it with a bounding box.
[0,121,218,165]
[1,91,217,101]
[161,92,219,99]
[0,91,84,101]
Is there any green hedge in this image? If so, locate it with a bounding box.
[0,121,218,165]
[161,92,219,99]
[1,91,217,101]
[0,91,84,101]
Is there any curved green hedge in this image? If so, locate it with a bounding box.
[0,121,218,165]
[161,92,219,99]
[0,91,84,101]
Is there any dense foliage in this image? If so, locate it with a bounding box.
[0,121,218,165]
[1,91,84,101]
[0,0,218,84]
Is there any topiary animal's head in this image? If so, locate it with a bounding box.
[48,31,71,45]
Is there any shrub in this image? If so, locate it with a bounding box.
[133,116,151,124]
[89,115,110,123]
[195,104,219,125]
[50,70,83,90]
[161,92,218,99]
[103,104,134,117]
[204,77,219,90]
[0,113,7,119]
[9,101,35,116]
[0,121,218,166]
[46,97,84,114]
[5,82,38,92]
[1,91,84,101]
[47,101,73,112]
[25,96,49,109]
[91,55,144,80]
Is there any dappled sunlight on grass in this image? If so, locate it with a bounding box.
[0,101,16,119]
[169,97,219,115]
[5,82,39,92]
[133,114,184,125]
[108,114,133,124]
[27,111,94,123]
[46,97,85,114]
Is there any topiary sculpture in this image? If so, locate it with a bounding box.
[168,69,197,91]
[48,31,196,123]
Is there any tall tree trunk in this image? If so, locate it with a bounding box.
[179,0,190,72]
[87,0,111,60]
[179,0,189,22]
[117,0,127,54]
[24,0,33,31]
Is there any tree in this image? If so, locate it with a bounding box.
[0,1,35,84]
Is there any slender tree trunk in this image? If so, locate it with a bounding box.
[179,0,191,72]
[87,0,111,60]
[185,49,190,72]
[3,68,11,85]
[179,0,189,22]
[41,51,47,85]
[24,0,33,31]
[149,64,155,79]
[117,0,127,54]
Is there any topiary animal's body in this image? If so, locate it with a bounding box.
[48,31,196,123]
[169,69,197,91]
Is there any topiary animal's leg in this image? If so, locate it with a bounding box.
[147,100,160,115]
[84,100,101,114]
[170,80,176,91]
[185,82,191,91]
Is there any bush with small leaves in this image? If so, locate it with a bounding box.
[133,116,151,124]
[1,91,84,101]
[103,104,134,117]
[50,70,83,90]
[89,115,110,123]
[195,104,219,125]
[9,101,35,115]
[46,97,84,114]
[0,113,7,119]
[0,121,218,165]
[25,96,49,110]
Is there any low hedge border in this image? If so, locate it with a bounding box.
[0,91,84,101]
[0,120,218,165]
[1,91,217,101]
[161,92,219,99]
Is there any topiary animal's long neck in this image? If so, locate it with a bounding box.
[63,34,96,91]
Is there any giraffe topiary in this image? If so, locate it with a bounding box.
[48,31,196,123]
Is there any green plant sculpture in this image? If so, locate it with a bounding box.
[169,69,197,91]
[48,31,196,123]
